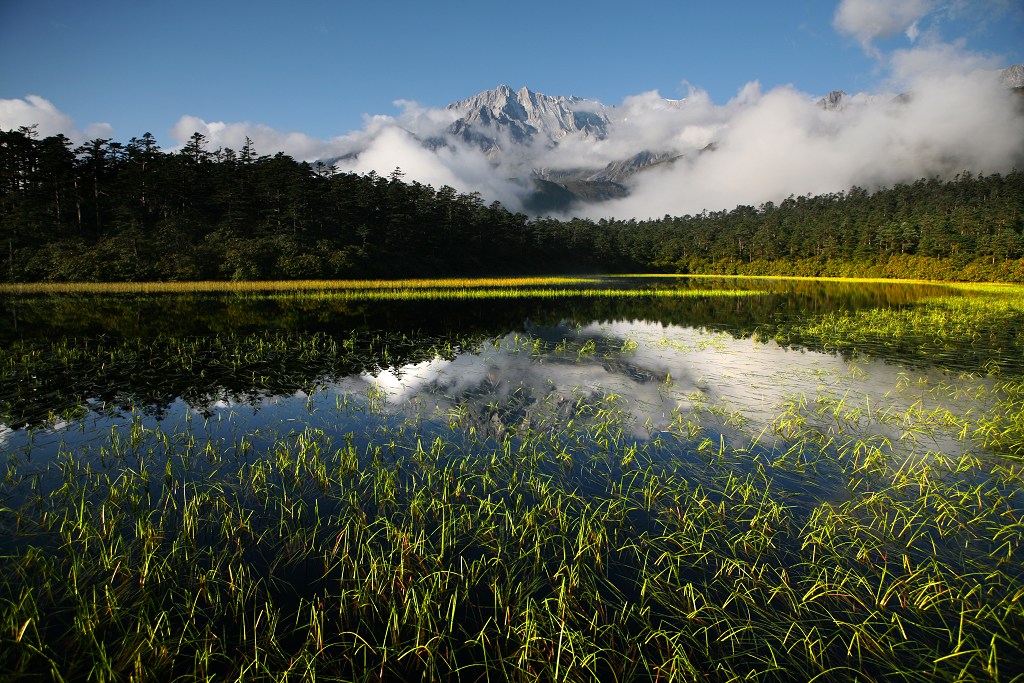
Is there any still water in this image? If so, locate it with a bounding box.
[0,277,1008,476]
[3,277,1023,679]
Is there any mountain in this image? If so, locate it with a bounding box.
[452,69,1022,212]
[444,86,680,211]
[816,89,900,110]
[446,84,610,155]
[525,150,682,213]
[325,67,1024,215]
[1001,64,1024,89]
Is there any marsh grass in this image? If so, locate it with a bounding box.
[1,278,1023,681]
[759,282,1024,375]
[0,276,768,303]
[2,344,1023,681]
[0,277,602,295]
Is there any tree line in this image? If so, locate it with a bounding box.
[2,126,1023,282]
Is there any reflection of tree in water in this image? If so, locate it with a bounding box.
[0,279,951,344]
[0,330,489,429]
[3,280,1007,431]
[757,299,1024,375]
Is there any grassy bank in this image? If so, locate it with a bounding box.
[666,254,1024,283]
[0,276,768,302]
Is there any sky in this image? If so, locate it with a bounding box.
[2,0,1024,218]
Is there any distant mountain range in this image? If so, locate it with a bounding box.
[328,65,1024,214]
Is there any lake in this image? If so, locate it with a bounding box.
[1,276,1022,681]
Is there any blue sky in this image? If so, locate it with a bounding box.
[2,0,1022,146]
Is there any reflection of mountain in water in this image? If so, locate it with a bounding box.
[337,323,988,455]
[0,279,1005,431]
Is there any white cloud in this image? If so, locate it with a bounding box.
[326,321,984,448]
[168,114,362,162]
[83,122,115,140]
[834,0,934,53]
[0,94,105,143]
[886,39,1001,85]
[164,49,1024,222]
[585,57,1023,220]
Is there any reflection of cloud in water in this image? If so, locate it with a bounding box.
[342,321,993,446]
[4,321,994,467]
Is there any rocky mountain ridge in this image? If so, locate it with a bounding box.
[444,86,685,210]
[446,85,610,155]
[441,66,1023,212]
[1002,64,1024,89]
[326,64,1024,214]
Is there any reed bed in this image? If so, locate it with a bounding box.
[257,287,767,302]
[615,273,950,286]
[759,282,1024,374]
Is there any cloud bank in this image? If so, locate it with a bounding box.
[590,59,1021,219]
[4,0,1022,220]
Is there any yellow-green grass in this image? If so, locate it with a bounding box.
[765,281,1024,348]
[2,281,1024,680]
[0,277,769,301]
[0,277,598,295]
[615,272,964,286]
[6,275,1024,296]
[257,286,767,302]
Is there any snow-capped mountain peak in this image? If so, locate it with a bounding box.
[446,85,610,153]
[1002,64,1024,89]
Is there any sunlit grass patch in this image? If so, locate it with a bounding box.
[0,276,599,294]
[266,286,768,302]
[615,273,948,285]
[0,277,769,301]
[760,280,1024,374]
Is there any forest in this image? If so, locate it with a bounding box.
[2,125,1023,282]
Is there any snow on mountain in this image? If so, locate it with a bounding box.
[446,84,610,155]
[322,68,1024,216]
[1002,64,1024,89]
[438,86,694,210]
[816,89,899,111]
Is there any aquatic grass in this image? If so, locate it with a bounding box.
[3,396,1024,681]
[759,281,1024,375]
[2,280,1024,680]
[616,272,957,287]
